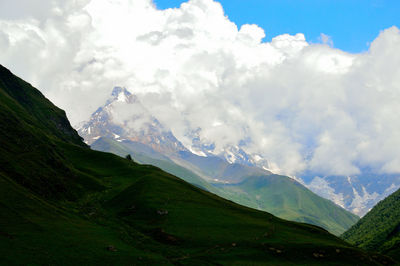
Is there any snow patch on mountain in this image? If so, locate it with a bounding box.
[188,147,207,157]
[349,186,379,215]
[308,177,346,209]
[117,92,128,102]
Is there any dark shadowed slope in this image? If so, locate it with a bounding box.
[0,65,394,265]
[0,65,101,200]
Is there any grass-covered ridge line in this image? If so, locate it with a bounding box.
[215,174,359,236]
[0,64,395,265]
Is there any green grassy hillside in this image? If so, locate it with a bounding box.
[342,188,400,261]
[91,137,220,193]
[92,137,359,235]
[0,64,394,265]
[215,175,359,236]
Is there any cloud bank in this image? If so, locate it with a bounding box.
[1,0,400,176]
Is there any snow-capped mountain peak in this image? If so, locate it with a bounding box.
[107,87,136,104]
[111,86,130,98]
[78,87,188,155]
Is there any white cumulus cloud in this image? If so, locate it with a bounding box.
[1,0,400,176]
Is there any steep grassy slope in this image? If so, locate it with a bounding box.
[0,66,101,201]
[0,65,394,265]
[216,175,359,236]
[92,137,359,235]
[342,188,400,261]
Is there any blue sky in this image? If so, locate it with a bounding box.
[154,0,400,53]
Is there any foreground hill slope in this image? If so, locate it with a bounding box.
[0,65,393,265]
[342,188,400,261]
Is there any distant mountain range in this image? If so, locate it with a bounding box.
[302,173,400,217]
[79,87,400,218]
[78,87,359,235]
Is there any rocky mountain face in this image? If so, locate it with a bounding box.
[78,87,271,184]
[302,173,400,216]
[188,134,268,167]
[79,87,188,155]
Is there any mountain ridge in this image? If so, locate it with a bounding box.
[84,86,400,219]
[80,87,359,235]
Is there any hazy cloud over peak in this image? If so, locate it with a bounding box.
[1,0,400,176]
